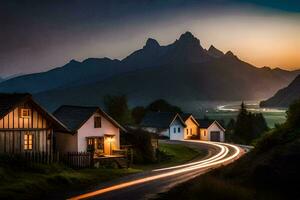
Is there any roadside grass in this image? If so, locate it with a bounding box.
[0,164,141,200]
[133,142,207,170]
[157,174,255,200]
[0,142,205,200]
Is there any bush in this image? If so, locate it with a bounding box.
[122,128,157,164]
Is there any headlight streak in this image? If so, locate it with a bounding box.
[153,141,227,172]
[68,141,242,200]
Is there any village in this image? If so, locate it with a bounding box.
[0,93,225,168]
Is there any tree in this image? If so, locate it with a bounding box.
[233,102,268,144]
[286,99,300,129]
[225,118,236,142]
[146,99,182,113]
[132,106,146,124]
[103,95,133,125]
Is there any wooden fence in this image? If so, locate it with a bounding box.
[0,147,133,169]
[61,152,93,169]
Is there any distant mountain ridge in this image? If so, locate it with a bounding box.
[0,31,299,110]
[260,74,300,108]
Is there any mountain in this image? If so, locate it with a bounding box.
[0,31,299,110]
[207,45,224,58]
[260,74,300,108]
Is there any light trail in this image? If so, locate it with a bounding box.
[153,141,227,172]
[68,141,242,200]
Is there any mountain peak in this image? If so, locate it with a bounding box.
[69,59,80,64]
[178,31,200,45]
[208,45,224,58]
[144,38,160,49]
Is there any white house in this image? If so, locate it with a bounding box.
[140,112,186,140]
[180,114,200,139]
[53,105,125,156]
[197,119,225,142]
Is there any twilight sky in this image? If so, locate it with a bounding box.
[1,0,300,76]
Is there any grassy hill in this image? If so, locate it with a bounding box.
[157,100,300,200]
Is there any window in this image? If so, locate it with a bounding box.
[204,131,206,136]
[24,133,33,150]
[173,127,176,133]
[94,116,101,128]
[20,108,30,118]
[178,127,180,132]
[187,129,189,134]
[190,128,192,134]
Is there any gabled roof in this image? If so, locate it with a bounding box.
[0,93,70,132]
[140,112,186,129]
[180,113,199,126]
[196,119,225,131]
[53,105,126,133]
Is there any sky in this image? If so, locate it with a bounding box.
[1,0,300,76]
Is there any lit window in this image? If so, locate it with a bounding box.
[178,127,180,132]
[174,127,176,133]
[24,133,33,150]
[94,116,101,128]
[20,109,30,118]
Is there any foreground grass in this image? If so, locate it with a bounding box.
[0,142,204,200]
[133,142,206,170]
[0,164,141,200]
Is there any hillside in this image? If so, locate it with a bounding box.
[158,100,300,200]
[0,32,299,109]
[260,75,300,108]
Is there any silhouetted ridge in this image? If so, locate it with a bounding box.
[144,38,160,49]
[208,45,224,58]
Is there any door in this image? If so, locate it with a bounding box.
[210,131,220,142]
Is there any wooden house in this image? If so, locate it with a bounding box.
[0,93,69,154]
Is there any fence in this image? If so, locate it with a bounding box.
[0,148,133,169]
[61,152,93,169]
[0,151,93,168]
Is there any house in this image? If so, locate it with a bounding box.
[53,105,125,156]
[140,112,186,140]
[0,93,70,154]
[197,119,225,142]
[180,113,200,139]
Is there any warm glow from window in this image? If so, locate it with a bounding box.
[24,133,33,150]
[21,109,30,118]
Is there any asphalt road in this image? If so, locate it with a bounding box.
[67,140,245,200]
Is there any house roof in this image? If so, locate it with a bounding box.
[53,105,126,133]
[180,113,199,126]
[0,93,70,132]
[196,119,225,131]
[140,112,186,129]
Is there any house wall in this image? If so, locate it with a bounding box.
[77,112,120,154]
[55,132,77,153]
[200,128,209,141]
[169,119,185,140]
[207,123,225,142]
[184,117,199,139]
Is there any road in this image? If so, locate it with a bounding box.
[67,140,245,200]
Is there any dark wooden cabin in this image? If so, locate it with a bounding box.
[0,93,70,154]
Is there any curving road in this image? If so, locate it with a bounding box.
[67,140,245,200]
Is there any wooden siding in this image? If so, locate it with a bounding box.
[0,103,53,153]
